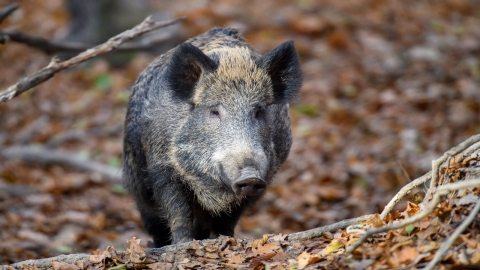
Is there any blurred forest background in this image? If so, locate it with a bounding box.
[1,0,480,264]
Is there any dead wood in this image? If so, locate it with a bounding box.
[0,29,171,54]
[0,16,184,103]
[0,145,121,182]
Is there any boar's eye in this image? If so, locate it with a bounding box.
[254,107,265,119]
[210,109,221,118]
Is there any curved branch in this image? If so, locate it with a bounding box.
[0,29,171,54]
[0,16,185,103]
[346,179,480,253]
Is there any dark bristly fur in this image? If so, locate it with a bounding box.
[123,27,302,247]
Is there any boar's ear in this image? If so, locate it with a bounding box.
[256,41,302,103]
[167,43,218,102]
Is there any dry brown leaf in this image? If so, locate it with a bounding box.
[252,242,281,256]
[221,262,248,269]
[226,255,245,264]
[470,248,480,264]
[369,213,385,228]
[252,234,273,248]
[394,246,418,265]
[460,234,477,249]
[147,262,166,270]
[404,201,420,218]
[89,249,109,265]
[346,236,361,247]
[190,239,201,250]
[297,251,322,269]
[249,253,276,269]
[204,243,218,253]
[126,237,146,263]
[418,241,440,253]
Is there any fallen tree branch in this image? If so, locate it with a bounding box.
[380,171,431,219]
[379,134,480,219]
[0,29,171,54]
[0,16,184,103]
[0,145,121,182]
[0,3,18,23]
[423,198,480,270]
[286,214,375,241]
[346,179,480,253]
[430,134,480,189]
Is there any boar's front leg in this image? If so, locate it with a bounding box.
[211,204,247,238]
[151,169,194,244]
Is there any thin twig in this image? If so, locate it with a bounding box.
[423,199,480,270]
[0,16,185,103]
[430,135,480,189]
[0,29,171,54]
[0,145,121,182]
[286,214,375,241]
[0,3,19,23]
[346,179,480,253]
[380,171,431,219]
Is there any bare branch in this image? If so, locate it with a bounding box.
[0,29,171,54]
[380,171,431,219]
[430,134,480,189]
[286,214,375,241]
[0,16,185,103]
[346,179,480,253]
[0,145,121,182]
[423,199,480,270]
[0,3,19,23]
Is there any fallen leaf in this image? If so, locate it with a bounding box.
[297,251,322,269]
[126,237,146,263]
[322,240,343,256]
[369,213,385,228]
[252,242,282,256]
[248,253,276,269]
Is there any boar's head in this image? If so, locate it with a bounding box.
[166,41,301,214]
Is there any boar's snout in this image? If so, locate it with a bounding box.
[232,168,267,197]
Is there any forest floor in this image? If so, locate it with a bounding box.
[0,0,480,269]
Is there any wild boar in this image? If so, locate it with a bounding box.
[123,27,302,247]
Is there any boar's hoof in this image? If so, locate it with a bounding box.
[232,178,267,197]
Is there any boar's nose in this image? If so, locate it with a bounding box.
[232,169,267,197]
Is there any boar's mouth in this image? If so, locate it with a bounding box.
[231,168,267,197]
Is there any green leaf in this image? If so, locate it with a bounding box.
[107,156,121,168]
[115,89,131,105]
[405,224,415,235]
[108,264,126,270]
[112,184,127,195]
[294,104,319,116]
[323,239,343,256]
[55,245,72,254]
[93,74,112,91]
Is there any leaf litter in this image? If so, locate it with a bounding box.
[1,0,480,269]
